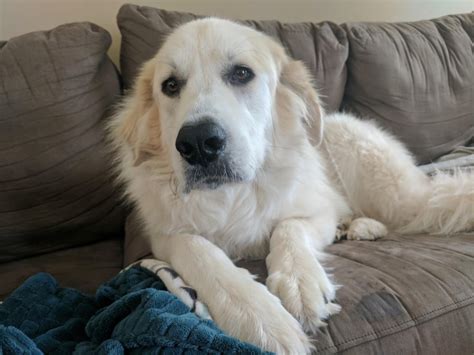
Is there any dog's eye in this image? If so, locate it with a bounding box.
[228,65,255,85]
[162,77,181,97]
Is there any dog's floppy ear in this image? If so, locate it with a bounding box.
[116,60,162,166]
[280,59,324,144]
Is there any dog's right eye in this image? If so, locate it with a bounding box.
[162,77,182,97]
[227,65,255,86]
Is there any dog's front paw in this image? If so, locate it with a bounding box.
[266,257,340,333]
[209,270,312,354]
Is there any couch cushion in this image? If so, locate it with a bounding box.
[0,238,123,299]
[0,23,126,263]
[117,4,349,112]
[342,14,474,164]
[123,210,474,354]
[240,234,474,354]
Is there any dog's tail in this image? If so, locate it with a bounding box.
[400,170,474,235]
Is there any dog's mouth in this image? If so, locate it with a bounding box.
[183,161,244,192]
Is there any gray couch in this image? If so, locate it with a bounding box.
[1,5,473,354]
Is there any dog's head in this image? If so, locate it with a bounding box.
[116,18,323,193]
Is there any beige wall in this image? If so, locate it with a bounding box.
[1,0,472,65]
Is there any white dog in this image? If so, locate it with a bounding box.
[111,18,473,354]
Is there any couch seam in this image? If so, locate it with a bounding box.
[338,300,474,353]
[317,295,474,352]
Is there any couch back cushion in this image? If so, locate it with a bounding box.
[343,14,474,164]
[0,23,125,262]
[117,4,349,113]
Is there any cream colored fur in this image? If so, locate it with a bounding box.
[322,113,474,235]
[110,18,473,354]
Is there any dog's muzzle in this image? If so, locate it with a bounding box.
[176,119,241,191]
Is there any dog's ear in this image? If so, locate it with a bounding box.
[280,59,324,144]
[116,60,162,166]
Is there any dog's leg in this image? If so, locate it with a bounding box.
[266,217,341,333]
[151,233,312,354]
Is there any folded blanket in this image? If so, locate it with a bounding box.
[0,266,270,354]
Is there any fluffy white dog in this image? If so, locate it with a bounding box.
[111,18,473,354]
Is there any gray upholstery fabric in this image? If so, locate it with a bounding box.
[0,23,125,263]
[342,14,474,164]
[117,4,349,112]
[305,233,473,354]
[123,211,474,354]
[0,238,123,299]
[241,235,474,355]
[419,146,474,175]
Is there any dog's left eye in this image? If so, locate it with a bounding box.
[228,65,255,85]
[162,77,182,97]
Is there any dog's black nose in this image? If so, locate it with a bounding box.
[175,120,227,167]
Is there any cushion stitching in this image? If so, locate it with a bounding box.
[336,299,474,353]
[317,295,473,351]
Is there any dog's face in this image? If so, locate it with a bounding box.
[118,19,322,193]
[154,19,284,192]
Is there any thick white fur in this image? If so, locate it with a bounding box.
[111,18,473,354]
[322,113,474,235]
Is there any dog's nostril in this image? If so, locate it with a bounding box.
[176,141,194,157]
[204,136,225,153]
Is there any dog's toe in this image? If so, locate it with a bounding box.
[209,276,312,354]
[266,258,340,334]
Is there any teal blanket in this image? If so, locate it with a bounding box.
[0,266,270,354]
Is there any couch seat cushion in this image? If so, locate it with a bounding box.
[240,233,474,354]
[0,238,123,299]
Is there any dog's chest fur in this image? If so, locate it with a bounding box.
[126,133,344,261]
[132,149,324,260]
